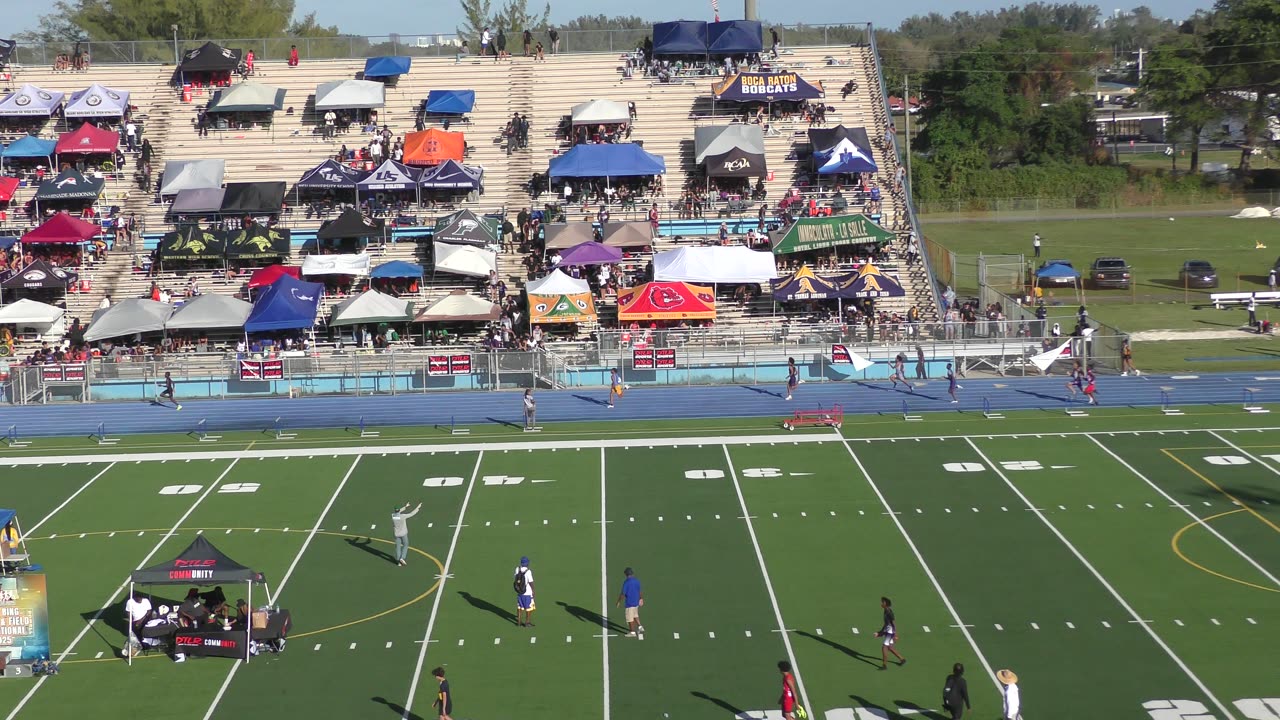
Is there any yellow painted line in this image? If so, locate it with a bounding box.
[1170,509,1280,594]
[1161,448,1280,535]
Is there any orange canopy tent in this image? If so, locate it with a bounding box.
[617,281,716,321]
[402,129,465,166]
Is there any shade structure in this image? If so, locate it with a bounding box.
[0,298,64,327]
[525,268,589,296]
[424,90,475,115]
[296,159,368,189]
[570,99,630,126]
[54,123,119,156]
[170,188,226,215]
[602,221,653,248]
[0,39,14,65]
[21,213,101,244]
[0,84,64,117]
[317,208,384,240]
[2,136,56,159]
[221,182,286,214]
[556,241,623,267]
[809,125,873,153]
[247,264,300,289]
[225,223,291,260]
[617,281,716,321]
[712,72,824,102]
[64,84,130,118]
[1035,262,1080,279]
[165,293,252,330]
[178,42,242,74]
[329,289,413,326]
[548,143,665,179]
[364,56,412,79]
[358,159,421,191]
[418,160,483,191]
[0,176,18,202]
[706,146,767,178]
[131,536,259,585]
[301,253,371,277]
[433,209,499,246]
[159,159,225,196]
[414,291,500,323]
[831,263,907,299]
[84,299,174,342]
[243,275,323,332]
[707,20,763,54]
[0,260,76,290]
[652,21,709,55]
[154,225,225,262]
[694,124,766,165]
[815,137,878,175]
[208,83,286,113]
[769,214,895,255]
[314,79,385,110]
[770,265,846,301]
[433,242,496,278]
[33,168,104,203]
[543,222,596,250]
[370,260,424,279]
[653,246,778,284]
[526,270,596,325]
[402,129,465,166]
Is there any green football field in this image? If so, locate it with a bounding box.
[1,410,1278,720]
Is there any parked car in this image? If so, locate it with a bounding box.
[1179,260,1218,289]
[1090,257,1132,289]
[1036,259,1079,287]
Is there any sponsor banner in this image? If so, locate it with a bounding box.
[831,344,851,364]
[633,348,654,370]
[0,574,51,661]
[428,354,473,376]
[39,363,87,382]
[633,348,676,369]
[238,359,284,381]
[654,348,676,369]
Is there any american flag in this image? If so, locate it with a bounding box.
[710,0,719,22]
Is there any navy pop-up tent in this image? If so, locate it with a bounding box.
[419,159,483,191]
[296,159,368,189]
[424,90,476,116]
[653,21,709,55]
[549,143,666,179]
[363,56,412,79]
[244,274,323,332]
[708,21,763,54]
[712,71,824,102]
[811,126,878,175]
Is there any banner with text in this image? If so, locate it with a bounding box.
[0,574,50,662]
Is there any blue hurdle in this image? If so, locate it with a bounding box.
[1160,390,1184,416]
[1243,388,1269,414]
[902,399,922,422]
[356,416,380,438]
[982,397,1004,419]
[91,421,119,445]
[4,424,30,448]
[272,417,297,440]
[192,419,222,442]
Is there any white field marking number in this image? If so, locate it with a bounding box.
[944,461,1043,472]
[1146,698,1280,720]
[1236,699,1280,720]
[1204,456,1250,466]
[159,485,203,495]
[685,469,726,479]
[423,476,464,488]
[824,708,893,720]
[742,468,783,478]
[219,483,259,494]
[482,475,525,486]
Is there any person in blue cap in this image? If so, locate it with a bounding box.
[513,556,536,627]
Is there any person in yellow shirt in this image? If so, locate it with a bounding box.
[1,521,20,551]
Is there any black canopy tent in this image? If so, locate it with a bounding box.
[317,208,385,241]
[221,182,287,216]
[176,42,242,80]
[128,536,269,664]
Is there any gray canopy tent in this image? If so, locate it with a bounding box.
[84,299,174,342]
[170,188,227,216]
[166,294,253,330]
[207,83,286,113]
[314,80,386,110]
[160,159,226,197]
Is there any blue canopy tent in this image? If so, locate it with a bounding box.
[243,275,324,332]
[0,508,32,573]
[419,159,483,191]
[652,21,709,55]
[548,143,666,179]
[1033,261,1083,301]
[424,90,476,116]
[1,136,56,171]
[363,56,412,79]
[708,21,763,55]
[815,138,878,175]
[370,260,424,279]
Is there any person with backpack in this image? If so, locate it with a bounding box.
[514,556,536,627]
[942,662,971,719]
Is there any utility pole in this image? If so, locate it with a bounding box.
[904,73,911,187]
[1136,47,1144,83]
[744,0,757,21]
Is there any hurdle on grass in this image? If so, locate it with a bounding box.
[902,400,922,422]
[1243,388,1269,414]
[1064,397,1089,417]
[442,416,470,436]
[523,423,543,433]
[352,416,380,438]
[271,417,297,440]
[982,397,1005,420]
[91,422,119,445]
[1159,390,1184,416]
[4,425,30,448]
[192,419,222,443]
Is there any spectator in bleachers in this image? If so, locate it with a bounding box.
[496,28,508,60]
[535,41,545,62]
[548,27,560,54]
[245,50,255,75]
[288,45,299,67]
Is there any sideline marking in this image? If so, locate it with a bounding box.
[26,462,117,535]
[600,448,611,720]
[1161,448,1280,536]
[1170,509,1279,593]
[966,438,1237,720]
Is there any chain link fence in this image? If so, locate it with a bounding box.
[917,191,1280,223]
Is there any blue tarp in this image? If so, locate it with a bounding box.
[424,90,476,115]
[652,21,709,55]
[708,20,763,54]
[370,260,424,278]
[0,237,18,250]
[1035,262,1080,279]
[364,56,412,78]
[549,143,666,179]
[244,275,324,332]
[1,136,56,159]
[0,509,14,527]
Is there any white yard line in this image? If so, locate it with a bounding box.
[200,456,363,720]
[964,438,1237,720]
[1086,434,1280,589]
[25,462,117,535]
[6,458,241,720]
[599,447,611,720]
[839,440,1002,693]
[722,445,812,714]
[400,451,485,720]
[1207,430,1280,477]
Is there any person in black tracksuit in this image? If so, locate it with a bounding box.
[943,662,970,719]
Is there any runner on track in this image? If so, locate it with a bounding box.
[786,357,798,401]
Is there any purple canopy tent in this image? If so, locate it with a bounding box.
[554,241,623,267]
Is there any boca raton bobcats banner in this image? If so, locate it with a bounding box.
[712,72,824,102]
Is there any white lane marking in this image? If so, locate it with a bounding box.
[26,462,117,535]
[599,448,611,720]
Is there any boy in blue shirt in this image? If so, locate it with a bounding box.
[616,567,644,637]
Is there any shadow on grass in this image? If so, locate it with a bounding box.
[371,696,423,720]
[691,691,744,715]
[794,630,881,668]
[484,416,524,430]
[346,536,396,564]
[556,600,627,633]
[458,590,517,625]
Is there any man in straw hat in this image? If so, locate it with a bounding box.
[998,668,1021,720]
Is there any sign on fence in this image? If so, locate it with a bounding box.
[633,348,676,369]
[428,354,472,376]
[239,359,284,380]
[40,363,86,382]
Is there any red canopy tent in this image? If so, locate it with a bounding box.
[0,177,19,203]
[247,264,301,289]
[616,281,717,321]
[55,123,120,156]
[21,212,102,244]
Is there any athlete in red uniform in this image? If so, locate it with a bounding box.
[778,660,798,719]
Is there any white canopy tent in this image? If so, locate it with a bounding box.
[570,99,630,126]
[329,289,412,326]
[654,246,778,284]
[301,253,372,277]
[433,242,496,278]
[0,298,66,336]
[413,291,501,322]
[525,268,590,294]
[159,159,226,197]
[314,80,386,110]
[165,294,253,330]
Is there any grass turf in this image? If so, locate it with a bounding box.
[1,416,1278,720]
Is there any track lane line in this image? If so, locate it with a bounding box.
[600,447,611,720]
[24,462,117,535]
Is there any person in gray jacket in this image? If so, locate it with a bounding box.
[392,502,422,566]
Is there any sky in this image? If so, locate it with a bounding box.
[5,0,1212,40]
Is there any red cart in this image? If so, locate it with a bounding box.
[782,404,843,430]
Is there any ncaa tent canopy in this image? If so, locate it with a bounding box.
[165,293,253,330]
[159,159,226,197]
[314,79,385,110]
[432,242,496,278]
[178,42,242,74]
[170,188,226,215]
[694,124,766,177]
[54,122,119,156]
[244,274,323,332]
[296,159,368,189]
[402,129,465,166]
[21,212,101,244]
[64,84,130,118]
[1,136,56,159]
[712,71,824,102]
[548,143,666,179]
[0,84,64,117]
[358,159,421,191]
[317,208,384,240]
[0,260,76,290]
[769,214,895,255]
[707,20,763,54]
[370,260,424,279]
[653,245,778,284]
[329,289,413,326]
[419,159,483,191]
[33,168,104,203]
[208,83,286,113]
[652,21,709,55]
[616,281,716,321]
[570,99,630,126]
[433,209,499,246]
[364,56,412,79]
[424,90,475,115]
[221,182,286,214]
[84,299,174,342]
[414,291,501,323]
